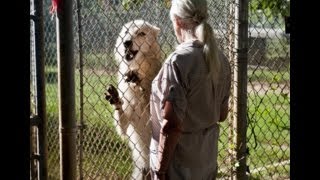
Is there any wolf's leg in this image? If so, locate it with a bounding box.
[130,146,150,180]
[105,84,128,137]
[128,127,150,180]
[114,109,129,138]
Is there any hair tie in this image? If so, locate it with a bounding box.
[193,13,206,24]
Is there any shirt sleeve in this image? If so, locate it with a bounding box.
[160,54,188,122]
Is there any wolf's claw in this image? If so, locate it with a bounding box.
[105,84,120,104]
[124,70,140,84]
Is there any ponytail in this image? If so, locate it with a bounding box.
[170,0,221,84]
[195,22,221,84]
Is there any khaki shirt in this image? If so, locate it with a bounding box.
[150,40,231,168]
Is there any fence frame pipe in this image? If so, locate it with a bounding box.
[55,0,77,179]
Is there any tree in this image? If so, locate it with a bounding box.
[121,0,170,10]
[250,0,290,17]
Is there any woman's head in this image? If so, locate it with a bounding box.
[170,0,208,25]
[170,0,221,83]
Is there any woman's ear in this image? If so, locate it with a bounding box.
[174,16,183,28]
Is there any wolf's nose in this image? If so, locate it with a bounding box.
[124,40,132,48]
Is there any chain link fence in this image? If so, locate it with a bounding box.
[246,0,290,178]
[33,0,290,179]
[42,0,59,178]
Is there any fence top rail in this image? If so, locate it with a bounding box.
[215,27,287,39]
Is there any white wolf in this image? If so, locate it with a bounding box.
[105,20,162,180]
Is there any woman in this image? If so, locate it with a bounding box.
[149,0,231,179]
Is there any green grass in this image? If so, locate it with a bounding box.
[216,84,289,179]
[248,68,290,84]
[246,91,290,178]
[45,66,289,179]
[45,66,133,179]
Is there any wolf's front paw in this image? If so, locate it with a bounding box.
[124,70,141,84]
[105,84,121,105]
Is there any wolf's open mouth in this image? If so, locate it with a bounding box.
[125,49,138,61]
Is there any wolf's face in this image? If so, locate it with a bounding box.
[115,20,160,62]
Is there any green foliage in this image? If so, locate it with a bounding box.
[121,0,170,10]
[122,0,144,10]
[266,37,290,61]
[163,0,171,8]
[234,161,240,167]
[250,0,290,17]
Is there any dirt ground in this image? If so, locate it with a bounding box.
[247,81,290,96]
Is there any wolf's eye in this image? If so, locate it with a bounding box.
[137,32,146,36]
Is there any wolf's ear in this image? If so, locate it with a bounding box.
[152,25,161,36]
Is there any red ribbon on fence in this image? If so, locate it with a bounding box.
[50,0,62,14]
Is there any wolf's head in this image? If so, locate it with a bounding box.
[115,20,161,62]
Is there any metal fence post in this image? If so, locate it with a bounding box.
[75,0,84,178]
[31,0,48,179]
[234,0,249,179]
[227,1,236,178]
[55,0,77,179]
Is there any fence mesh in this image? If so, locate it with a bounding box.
[42,0,59,179]
[246,0,290,179]
[36,0,290,179]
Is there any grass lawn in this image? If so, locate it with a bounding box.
[45,65,289,179]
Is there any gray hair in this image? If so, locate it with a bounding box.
[170,0,221,84]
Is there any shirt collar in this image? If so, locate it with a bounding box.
[176,39,204,50]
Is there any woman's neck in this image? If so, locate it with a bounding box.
[180,29,197,43]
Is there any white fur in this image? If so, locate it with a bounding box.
[113,20,162,180]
